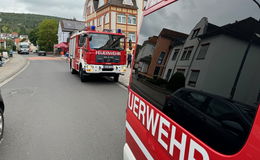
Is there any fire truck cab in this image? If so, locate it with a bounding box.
[69,26,129,82]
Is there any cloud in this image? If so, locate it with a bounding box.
[0,0,85,20]
[138,0,260,45]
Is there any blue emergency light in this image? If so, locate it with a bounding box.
[91,26,96,31]
[117,29,122,33]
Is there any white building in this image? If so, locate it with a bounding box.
[19,35,28,40]
[58,20,85,44]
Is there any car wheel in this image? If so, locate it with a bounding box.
[79,68,87,82]
[114,74,119,82]
[0,109,4,141]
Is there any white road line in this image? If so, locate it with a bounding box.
[0,61,30,87]
[126,121,154,160]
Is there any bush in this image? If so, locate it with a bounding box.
[167,72,186,92]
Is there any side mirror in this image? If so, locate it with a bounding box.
[83,34,87,38]
[129,39,132,50]
[88,36,92,42]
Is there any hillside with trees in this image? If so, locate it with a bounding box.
[0,12,63,35]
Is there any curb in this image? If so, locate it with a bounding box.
[118,80,128,88]
[0,55,29,86]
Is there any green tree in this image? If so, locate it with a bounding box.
[37,19,58,51]
[29,27,39,46]
[1,25,10,33]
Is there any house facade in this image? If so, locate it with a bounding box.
[0,39,6,49]
[58,19,85,44]
[83,0,145,53]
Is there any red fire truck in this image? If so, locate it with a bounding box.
[69,26,130,82]
[124,0,260,159]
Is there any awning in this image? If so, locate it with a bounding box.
[54,42,68,48]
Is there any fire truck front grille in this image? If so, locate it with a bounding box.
[102,68,114,71]
[96,55,120,63]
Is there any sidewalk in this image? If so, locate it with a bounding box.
[119,67,131,88]
[0,54,28,85]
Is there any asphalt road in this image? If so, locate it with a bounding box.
[0,56,128,160]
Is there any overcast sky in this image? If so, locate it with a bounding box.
[0,0,85,20]
[139,0,260,44]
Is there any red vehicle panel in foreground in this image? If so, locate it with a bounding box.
[124,0,260,159]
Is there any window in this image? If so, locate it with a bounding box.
[154,67,160,76]
[105,13,109,24]
[197,43,210,60]
[78,34,86,47]
[171,49,179,61]
[177,69,185,75]
[180,48,187,60]
[97,16,103,26]
[129,0,259,156]
[100,16,103,26]
[128,15,136,25]
[166,69,172,81]
[191,28,200,39]
[117,14,126,24]
[89,34,125,51]
[188,70,200,87]
[157,52,166,64]
[128,32,136,42]
[123,0,134,5]
[181,47,193,60]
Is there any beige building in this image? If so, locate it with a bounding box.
[83,0,146,53]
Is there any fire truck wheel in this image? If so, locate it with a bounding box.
[114,74,119,82]
[80,68,87,82]
[70,64,77,74]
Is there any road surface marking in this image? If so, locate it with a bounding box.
[0,61,30,87]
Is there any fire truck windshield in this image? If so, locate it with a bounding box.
[89,33,125,51]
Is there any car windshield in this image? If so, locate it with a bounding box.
[89,33,125,51]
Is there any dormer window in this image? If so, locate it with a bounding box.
[123,0,133,6]
[191,28,200,39]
